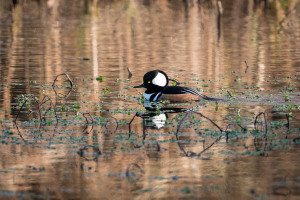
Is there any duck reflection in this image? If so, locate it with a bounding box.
[142,101,195,129]
[145,113,167,129]
[136,101,224,158]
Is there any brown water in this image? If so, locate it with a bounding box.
[0,0,300,199]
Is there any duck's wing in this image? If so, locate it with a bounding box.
[162,86,219,101]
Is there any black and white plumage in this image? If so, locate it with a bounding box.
[134,70,219,102]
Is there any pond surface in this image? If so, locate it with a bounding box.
[0,0,300,199]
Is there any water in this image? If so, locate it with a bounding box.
[0,0,300,199]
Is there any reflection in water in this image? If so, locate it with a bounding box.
[0,0,300,199]
[145,113,167,129]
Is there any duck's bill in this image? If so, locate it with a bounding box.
[133,83,145,88]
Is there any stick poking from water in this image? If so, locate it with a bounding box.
[52,73,74,99]
[104,116,119,134]
[77,145,102,161]
[227,90,232,98]
[82,113,94,134]
[126,163,145,183]
[225,123,247,142]
[245,60,249,73]
[285,114,290,130]
[127,68,132,79]
[175,110,223,157]
[128,112,146,147]
[254,112,268,136]
[13,98,30,123]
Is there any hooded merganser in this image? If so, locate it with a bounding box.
[134,70,218,102]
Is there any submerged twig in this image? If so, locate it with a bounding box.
[199,136,222,155]
[82,113,94,134]
[128,113,137,139]
[14,97,30,123]
[126,163,145,183]
[227,90,232,98]
[176,111,223,157]
[225,123,247,142]
[176,111,223,140]
[52,73,74,99]
[34,96,58,137]
[127,67,132,79]
[104,116,119,134]
[253,112,269,155]
[14,95,41,126]
[13,99,40,144]
[128,112,146,147]
[244,60,249,73]
[254,112,268,136]
[13,95,58,143]
[156,143,160,152]
[285,114,290,130]
[37,95,58,123]
[13,122,28,144]
[77,145,102,161]
[126,163,144,176]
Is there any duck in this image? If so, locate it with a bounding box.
[134,70,219,102]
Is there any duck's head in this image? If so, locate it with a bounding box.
[134,70,169,92]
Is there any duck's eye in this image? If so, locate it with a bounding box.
[148,81,150,83]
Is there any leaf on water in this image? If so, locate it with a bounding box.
[96,76,104,82]
[182,187,191,194]
[104,87,109,93]
[285,94,289,102]
[215,101,219,111]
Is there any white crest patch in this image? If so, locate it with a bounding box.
[152,72,167,87]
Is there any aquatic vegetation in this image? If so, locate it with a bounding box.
[96,76,104,82]
[0,71,299,199]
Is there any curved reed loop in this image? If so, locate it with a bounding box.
[52,73,74,99]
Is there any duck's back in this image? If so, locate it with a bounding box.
[160,86,209,102]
